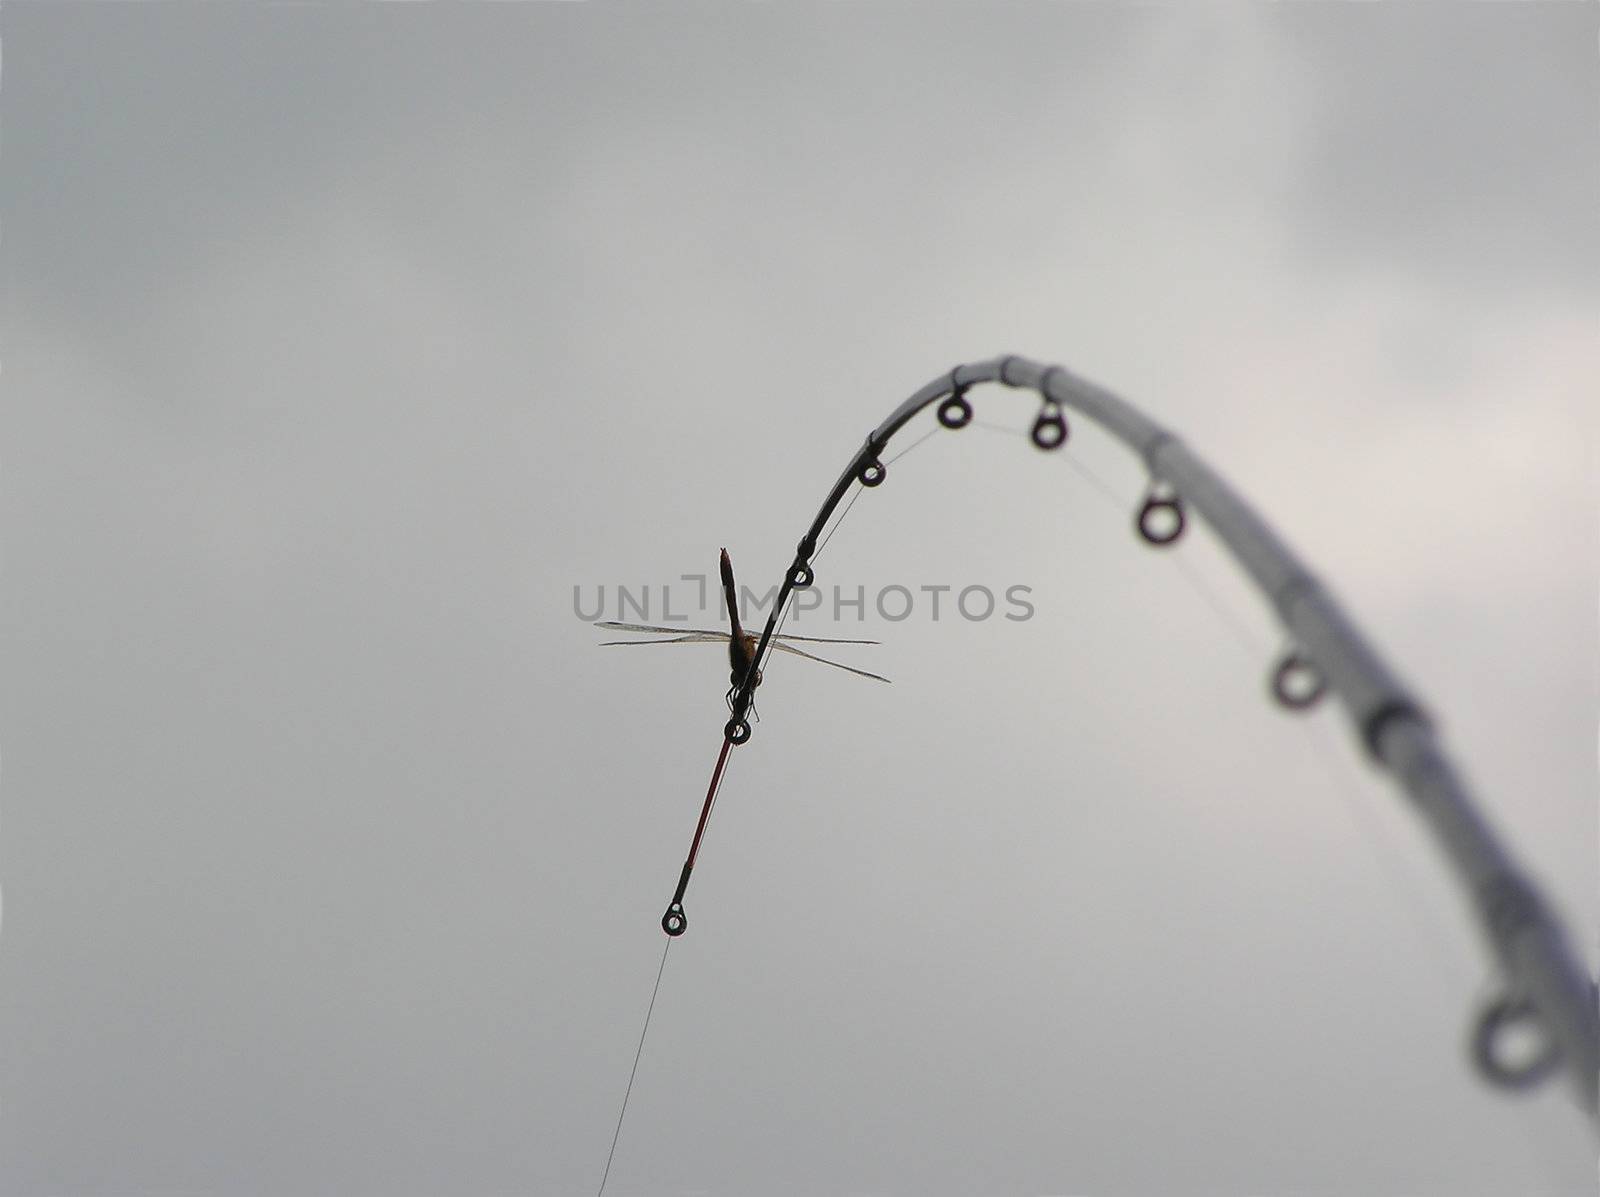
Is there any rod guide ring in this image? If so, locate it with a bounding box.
[1137,491,1186,546]
[938,389,974,429]
[661,903,687,937]
[1031,404,1069,450]
[1271,653,1326,710]
[1472,994,1561,1089]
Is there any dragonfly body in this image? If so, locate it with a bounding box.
[720,548,758,688]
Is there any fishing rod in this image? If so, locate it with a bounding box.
[655,353,1599,1129]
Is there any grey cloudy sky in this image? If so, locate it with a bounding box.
[1,5,1595,1196]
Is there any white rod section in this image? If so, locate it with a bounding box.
[892,355,1598,1127]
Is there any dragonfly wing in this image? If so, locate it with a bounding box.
[772,632,881,645]
[598,633,728,646]
[594,620,876,646]
[594,620,730,638]
[768,640,891,683]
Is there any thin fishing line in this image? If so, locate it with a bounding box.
[885,422,941,467]
[1309,714,1568,1195]
[978,416,1270,657]
[1060,444,1131,512]
[1007,384,1567,1178]
[770,419,945,681]
[979,408,1471,991]
[607,408,904,1193]
[813,485,866,563]
[1167,551,1269,660]
[970,418,1022,437]
[751,581,804,690]
[1154,515,1476,995]
[814,421,942,564]
[596,936,673,1197]
[974,416,1129,510]
[1297,718,1474,989]
[1153,548,1468,980]
[839,393,1468,999]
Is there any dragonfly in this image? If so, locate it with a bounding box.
[595,549,891,690]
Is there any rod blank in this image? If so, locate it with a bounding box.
[738,354,1598,1128]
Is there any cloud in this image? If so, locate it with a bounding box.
[1274,4,1599,297]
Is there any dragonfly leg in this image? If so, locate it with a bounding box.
[724,680,761,726]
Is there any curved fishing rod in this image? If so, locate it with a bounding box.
[661,353,1600,1128]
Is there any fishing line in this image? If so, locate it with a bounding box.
[596,936,673,1197]
[762,418,943,683]
[595,419,932,1193]
[810,422,942,565]
[1135,521,1476,988]
[708,427,943,862]
[724,425,944,841]
[884,421,942,468]
[630,357,1595,1139]
[1064,421,1479,980]
[982,404,1567,1178]
[977,410,1475,988]
[811,488,865,565]
[1167,550,1270,660]
[972,415,1129,510]
[1296,717,1476,989]
[603,745,743,1190]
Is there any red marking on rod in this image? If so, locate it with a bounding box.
[685,734,735,871]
